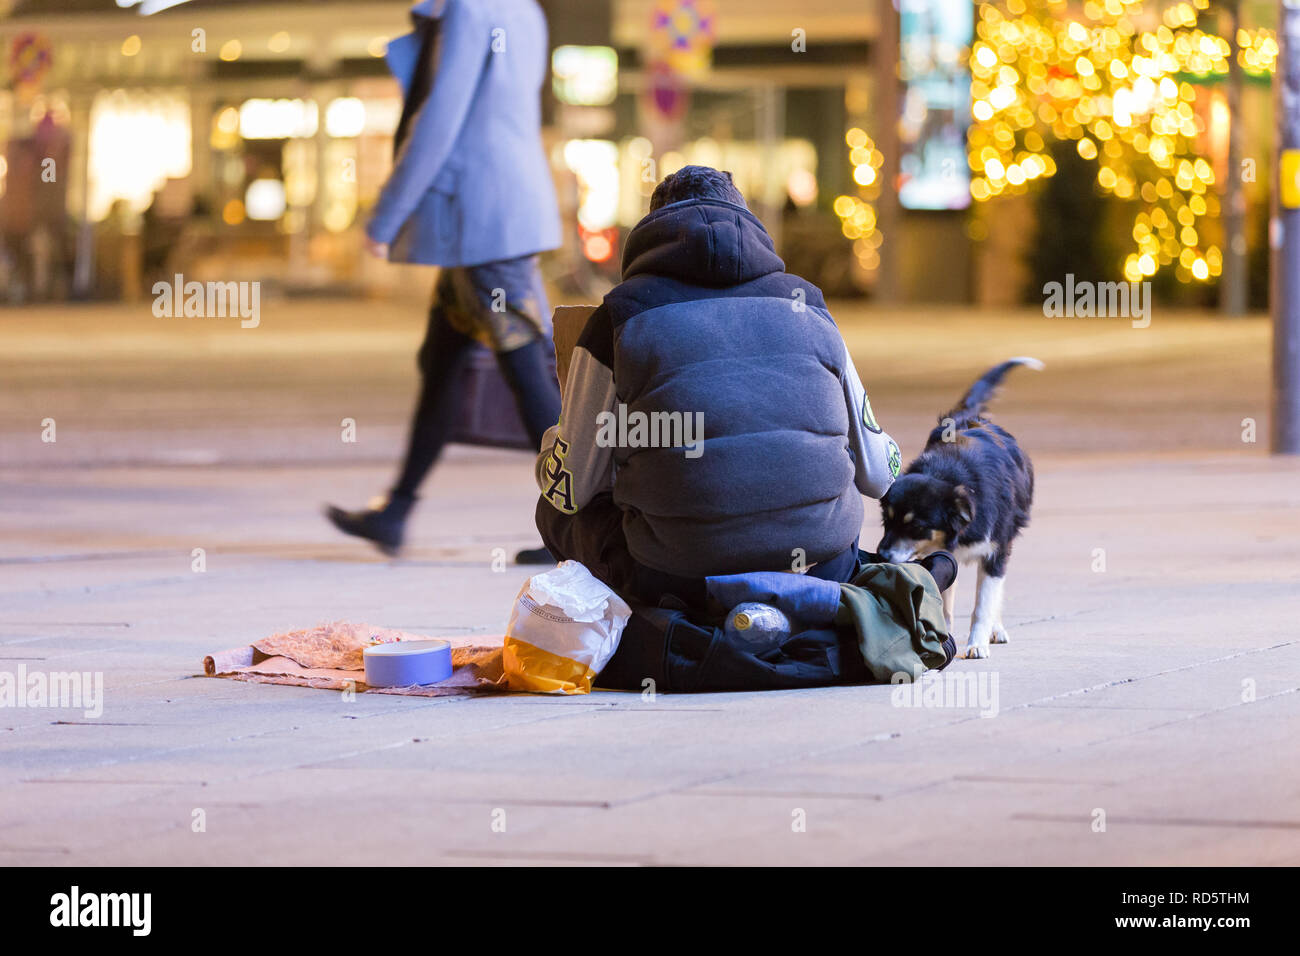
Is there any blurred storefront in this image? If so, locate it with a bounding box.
[0,0,921,303]
[0,0,418,301]
[0,0,1284,307]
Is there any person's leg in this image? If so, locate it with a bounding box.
[390,295,476,499]
[534,494,710,610]
[807,541,862,584]
[535,493,637,594]
[460,255,562,563]
[499,338,563,564]
[496,338,561,448]
[461,255,561,450]
[325,278,475,554]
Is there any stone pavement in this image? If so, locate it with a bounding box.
[1,299,1297,865]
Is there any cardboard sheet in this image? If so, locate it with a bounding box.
[550,304,596,388]
[203,621,506,697]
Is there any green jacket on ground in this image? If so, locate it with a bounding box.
[837,561,953,683]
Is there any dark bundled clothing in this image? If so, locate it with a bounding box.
[595,558,955,693]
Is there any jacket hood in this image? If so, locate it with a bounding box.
[621,199,785,287]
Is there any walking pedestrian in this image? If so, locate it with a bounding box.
[327,0,562,557]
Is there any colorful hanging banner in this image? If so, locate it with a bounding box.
[10,33,53,89]
[649,0,716,78]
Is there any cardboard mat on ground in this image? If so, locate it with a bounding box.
[203,621,506,697]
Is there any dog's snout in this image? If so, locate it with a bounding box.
[877,536,912,563]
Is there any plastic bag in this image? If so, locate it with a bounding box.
[503,561,633,694]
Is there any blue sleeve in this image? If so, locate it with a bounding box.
[367,0,488,244]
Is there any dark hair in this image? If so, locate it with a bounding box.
[649,165,747,211]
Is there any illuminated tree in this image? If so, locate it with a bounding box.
[969,0,1277,284]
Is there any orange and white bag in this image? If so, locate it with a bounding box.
[503,561,632,694]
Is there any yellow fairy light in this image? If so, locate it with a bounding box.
[837,130,883,270]
[970,0,1276,283]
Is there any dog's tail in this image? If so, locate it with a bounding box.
[943,356,1044,424]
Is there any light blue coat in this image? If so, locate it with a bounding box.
[368,0,561,267]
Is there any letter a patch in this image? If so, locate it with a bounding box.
[542,437,576,513]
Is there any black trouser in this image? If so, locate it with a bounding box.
[536,492,862,614]
[392,305,561,499]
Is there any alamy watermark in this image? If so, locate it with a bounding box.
[152,274,260,328]
[891,669,1000,718]
[595,403,704,458]
[1042,274,1151,329]
[50,886,150,936]
[0,665,104,719]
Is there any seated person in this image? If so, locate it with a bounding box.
[534,165,946,611]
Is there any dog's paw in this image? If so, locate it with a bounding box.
[962,643,990,659]
[991,624,1010,644]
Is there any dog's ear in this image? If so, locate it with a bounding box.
[951,485,975,529]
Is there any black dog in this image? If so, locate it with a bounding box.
[877,358,1041,658]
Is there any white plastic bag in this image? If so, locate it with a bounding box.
[503,561,632,694]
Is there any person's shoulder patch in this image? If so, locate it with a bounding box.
[887,439,902,478]
[862,393,882,434]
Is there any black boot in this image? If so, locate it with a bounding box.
[324,493,416,556]
[916,551,958,592]
[936,634,958,670]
